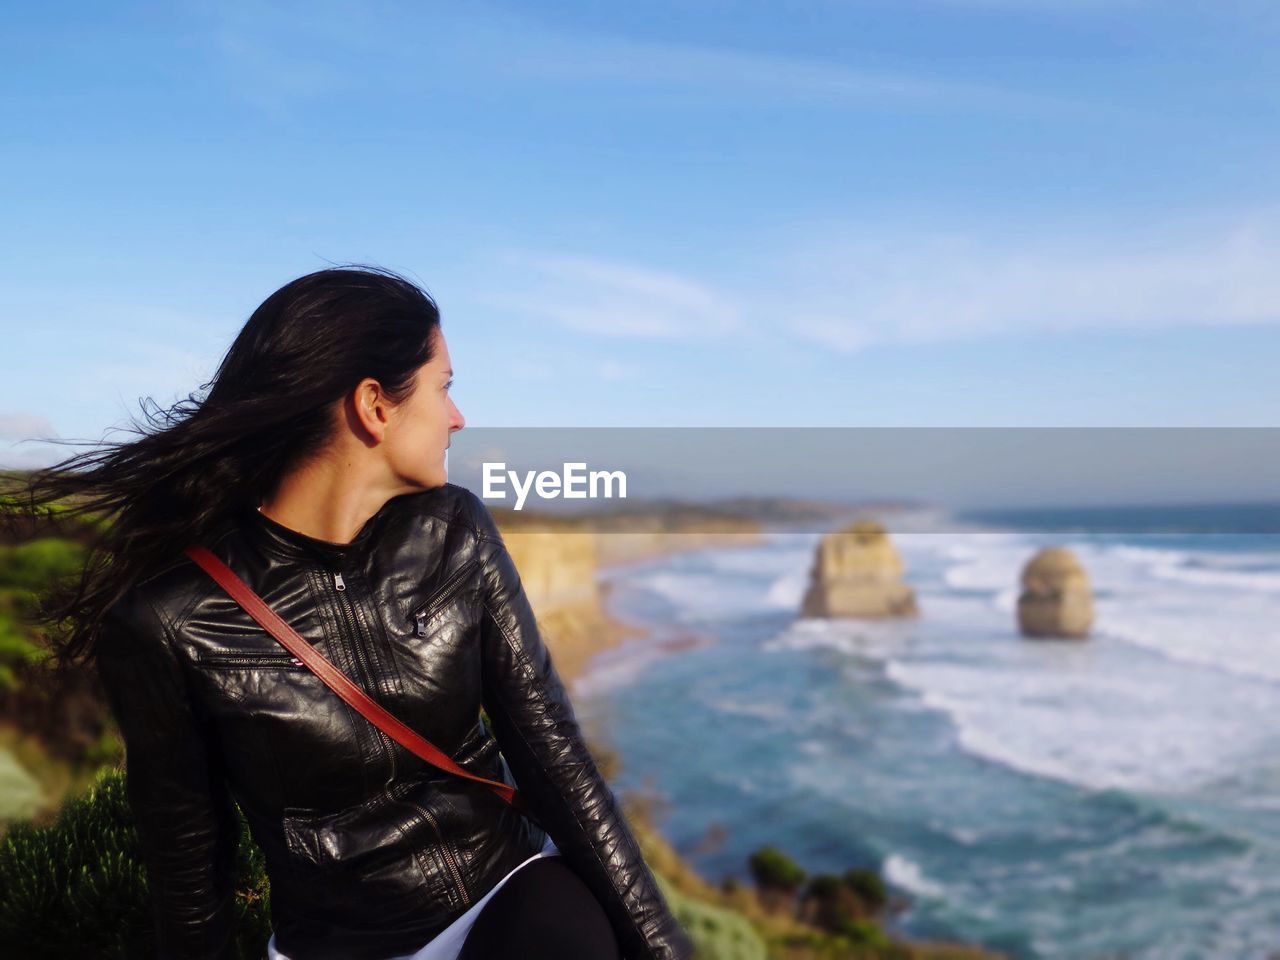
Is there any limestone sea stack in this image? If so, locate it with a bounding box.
[1017,547,1094,639]
[800,519,918,619]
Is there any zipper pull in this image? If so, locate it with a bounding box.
[414,612,428,637]
[333,571,346,592]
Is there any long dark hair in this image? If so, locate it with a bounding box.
[2,264,442,674]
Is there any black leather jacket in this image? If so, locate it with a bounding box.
[94,483,695,960]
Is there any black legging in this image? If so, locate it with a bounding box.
[456,856,621,959]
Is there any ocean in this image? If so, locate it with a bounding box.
[571,504,1280,960]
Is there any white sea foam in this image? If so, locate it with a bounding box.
[627,559,802,620]
[991,586,1019,613]
[1101,601,1280,685]
[1110,544,1191,567]
[1108,543,1280,592]
[571,643,666,697]
[883,853,947,899]
[762,616,915,661]
[702,540,819,575]
[764,569,809,610]
[886,532,1280,791]
[1148,562,1280,593]
[885,654,1279,793]
[942,552,1022,591]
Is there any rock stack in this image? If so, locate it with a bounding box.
[1017,547,1094,639]
[800,519,918,619]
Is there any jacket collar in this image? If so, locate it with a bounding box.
[242,499,398,567]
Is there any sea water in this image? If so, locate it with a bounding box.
[571,505,1280,959]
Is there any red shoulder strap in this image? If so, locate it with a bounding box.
[183,545,530,818]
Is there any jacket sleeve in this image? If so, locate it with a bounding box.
[93,588,240,960]
[471,500,696,960]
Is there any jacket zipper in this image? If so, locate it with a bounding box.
[330,568,397,784]
[413,559,480,638]
[199,652,307,669]
[331,567,471,910]
[407,797,472,909]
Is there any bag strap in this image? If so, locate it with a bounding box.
[183,545,531,819]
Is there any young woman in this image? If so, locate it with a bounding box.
[14,266,695,960]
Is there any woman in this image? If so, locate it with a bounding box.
[12,266,695,960]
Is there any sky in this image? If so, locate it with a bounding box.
[2,0,1279,480]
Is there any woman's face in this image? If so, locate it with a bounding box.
[385,327,465,490]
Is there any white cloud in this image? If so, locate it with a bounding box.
[502,31,1089,117]
[479,252,741,340]
[198,2,1092,118]
[769,214,1280,351]
[479,208,1280,355]
[0,415,62,470]
[0,414,57,442]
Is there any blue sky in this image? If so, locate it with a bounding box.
[2,0,1279,470]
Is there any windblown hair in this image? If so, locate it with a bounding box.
[2,264,442,673]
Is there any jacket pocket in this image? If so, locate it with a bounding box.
[198,650,310,671]
[281,789,460,921]
[410,559,481,638]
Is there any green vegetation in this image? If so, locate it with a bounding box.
[0,602,44,693]
[0,475,113,536]
[750,845,808,894]
[0,538,88,593]
[0,765,271,960]
[0,500,117,827]
[0,747,42,822]
[841,870,888,915]
[0,539,87,690]
[656,870,769,960]
[798,870,893,945]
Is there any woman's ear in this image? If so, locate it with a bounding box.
[349,378,393,443]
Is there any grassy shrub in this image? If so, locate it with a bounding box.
[654,868,768,960]
[0,766,271,960]
[0,538,87,593]
[841,869,887,915]
[0,539,87,690]
[800,867,892,934]
[0,605,44,692]
[749,845,807,893]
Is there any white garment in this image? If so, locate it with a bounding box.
[266,835,561,960]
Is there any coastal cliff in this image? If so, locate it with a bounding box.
[500,517,768,683]
[500,525,641,682]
